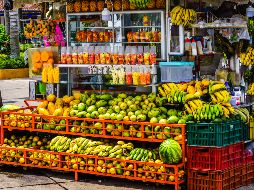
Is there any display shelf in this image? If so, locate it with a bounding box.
[55,64,159,68]
[191,24,247,29]
[0,146,185,189]
[70,41,161,44]
[74,26,161,29]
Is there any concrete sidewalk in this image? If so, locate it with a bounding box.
[0,79,30,107]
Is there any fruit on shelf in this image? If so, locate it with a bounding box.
[184,95,203,115]
[128,148,159,161]
[155,0,165,9]
[122,0,130,10]
[90,0,97,11]
[240,47,254,66]
[147,0,155,9]
[233,107,250,123]
[74,0,81,12]
[209,82,231,103]
[67,0,74,13]
[81,0,89,12]
[97,0,105,11]
[247,83,254,95]
[170,5,197,26]
[129,0,153,9]
[192,103,234,121]
[114,0,122,10]
[159,139,182,164]
[50,136,71,152]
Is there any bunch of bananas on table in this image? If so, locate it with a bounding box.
[170,5,197,26]
[247,83,254,95]
[240,47,254,66]
[49,136,71,152]
[184,94,203,115]
[193,103,234,121]
[209,83,231,103]
[233,107,250,123]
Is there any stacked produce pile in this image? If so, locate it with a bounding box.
[158,81,235,122]
[170,6,197,26]
[66,0,165,12]
[0,133,184,181]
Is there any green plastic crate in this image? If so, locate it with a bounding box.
[187,119,242,147]
[242,122,250,142]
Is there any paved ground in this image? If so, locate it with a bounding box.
[0,78,254,190]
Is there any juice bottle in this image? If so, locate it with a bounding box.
[100,46,106,64]
[94,46,100,64]
[60,47,67,64]
[145,66,151,85]
[78,46,83,64]
[88,46,95,64]
[112,46,118,64]
[130,46,137,65]
[66,46,72,64]
[72,46,78,64]
[144,46,150,65]
[125,66,132,85]
[137,46,144,64]
[140,67,146,85]
[83,46,89,64]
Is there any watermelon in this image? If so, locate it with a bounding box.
[159,139,182,164]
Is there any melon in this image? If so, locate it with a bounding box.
[159,139,182,164]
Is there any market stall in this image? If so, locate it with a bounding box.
[0,0,254,190]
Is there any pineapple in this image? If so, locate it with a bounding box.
[74,0,81,12]
[106,1,113,11]
[156,0,165,9]
[147,0,155,9]
[67,0,74,13]
[122,0,130,10]
[97,1,105,12]
[90,0,97,12]
[81,0,89,12]
[114,0,121,11]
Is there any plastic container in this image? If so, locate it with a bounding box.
[94,46,100,64]
[187,142,243,171]
[66,46,72,64]
[130,47,137,65]
[118,46,124,64]
[72,46,78,64]
[100,46,106,64]
[159,62,194,82]
[112,46,118,64]
[83,46,89,64]
[144,46,150,65]
[242,163,254,186]
[125,66,132,85]
[105,46,111,64]
[137,46,144,64]
[125,46,131,64]
[88,46,95,64]
[188,166,243,190]
[60,47,67,64]
[186,119,242,147]
[150,46,157,65]
[78,46,83,64]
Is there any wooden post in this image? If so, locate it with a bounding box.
[0,90,3,107]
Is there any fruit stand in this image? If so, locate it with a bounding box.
[1,0,254,190]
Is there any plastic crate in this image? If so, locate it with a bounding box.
[242,163,254,186]
[159,62,194,82]
[242,122,250,141]
[186,119,242,147]
[187,142,243,171]
[187,166,242,190]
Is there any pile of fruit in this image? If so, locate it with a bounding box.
[247,83,254,95]
[24,19,56,39]
[41,66,60,84]
[66,0,165,12]
[240,47,254,66]
[158,81,235,122]
[170,6,197,27]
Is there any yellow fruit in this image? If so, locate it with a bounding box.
[114,0,121,11]
[67,2,74,13]
[122,0,130,10]
[97,1,105,11]
[147,0,155,9]
[53,108,63,116]
[82,0,89,11]
[37,100,48,110]
[73,92,81,100]
[47,102,56,115]
[47,94,56,102]
[38,108,49,115]
[90,1,97,11]
[74,0,81,12]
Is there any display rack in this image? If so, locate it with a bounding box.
[0,104,186,190]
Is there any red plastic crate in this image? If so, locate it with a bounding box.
[187,166,242,190]
[187,142,243,171]
[242,163,254,186]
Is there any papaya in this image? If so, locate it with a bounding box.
[38,108,49,116]
[48,102,56,115]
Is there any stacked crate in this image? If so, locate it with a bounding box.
[186,118,254,190]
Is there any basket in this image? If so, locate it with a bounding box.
[187,142,243,171]
[186,119,242,147]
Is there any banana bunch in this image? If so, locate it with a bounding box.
[170,5,197,26]
[247,83,254,95]
[158,83,178,97]
[233,108,250,123]
[49,136,71,152]
[210,90,231,103]
[128,148,157,162]
[240,47,254,66]
[193,103,227,121]
[220,102,235,117]
[184,94,203,114]
[167,90,187,104]
[108,141,134,158]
